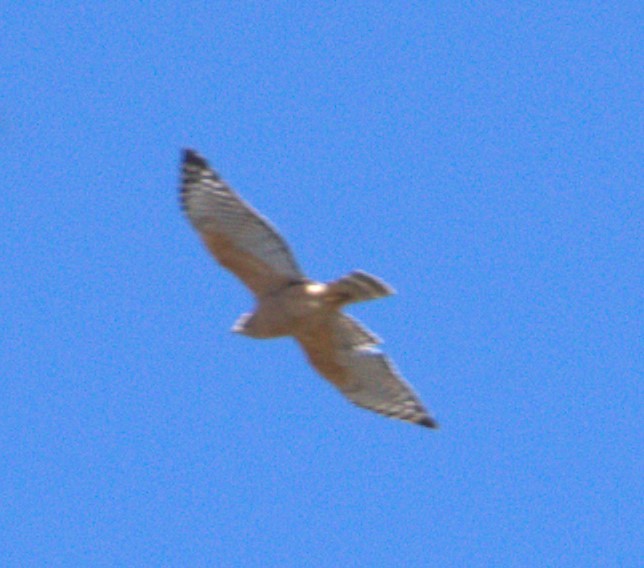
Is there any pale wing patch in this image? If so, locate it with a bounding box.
[334,313,382,348]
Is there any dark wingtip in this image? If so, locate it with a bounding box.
[182,148,208,168]
[179,149,207,212]
[418,415,440,429]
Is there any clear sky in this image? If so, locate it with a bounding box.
[2,2,641,566]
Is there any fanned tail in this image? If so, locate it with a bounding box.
[325,270,394,306]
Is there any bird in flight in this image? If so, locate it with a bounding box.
[180,149,438,429]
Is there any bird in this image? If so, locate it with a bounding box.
[180,149,438,429]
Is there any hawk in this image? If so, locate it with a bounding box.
[180,149,438,429]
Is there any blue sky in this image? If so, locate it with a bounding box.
[2,2,641,566]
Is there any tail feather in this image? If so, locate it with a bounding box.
[326,270,395,305]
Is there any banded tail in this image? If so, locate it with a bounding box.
[325,270,395,306]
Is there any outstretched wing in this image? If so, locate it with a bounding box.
[296,314,438,429]
[180,149,305,297]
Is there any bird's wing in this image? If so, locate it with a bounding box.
[296,314,438,428]
[180,149,305,297]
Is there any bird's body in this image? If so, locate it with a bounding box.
[180,149,438,429]
[233,281,328,339]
